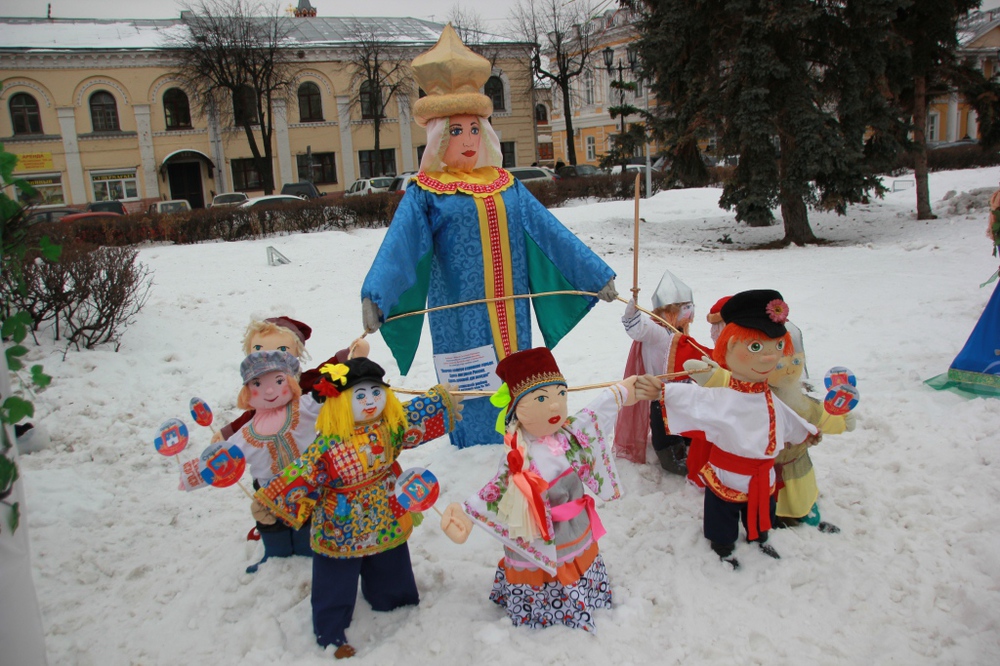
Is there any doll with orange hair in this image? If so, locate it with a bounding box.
[639,290,819,568]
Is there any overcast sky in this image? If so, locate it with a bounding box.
[1,0,523,26]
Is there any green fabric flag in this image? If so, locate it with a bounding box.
[380,251,433,375]
[525,234,598,349]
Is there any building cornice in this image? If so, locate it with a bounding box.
[0,50,182,70]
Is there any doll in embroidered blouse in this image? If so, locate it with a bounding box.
[639,290,820,569]
[256,358,461,659]
[444,347,658,633]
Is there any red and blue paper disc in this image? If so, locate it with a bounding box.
[189,397,214,427]
[154,418,189,457]
[198,442,246,488]
[394,467,440,513]
[824,366,857,390]
[824,383,860,416]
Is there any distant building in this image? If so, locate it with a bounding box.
[0,15,536,210]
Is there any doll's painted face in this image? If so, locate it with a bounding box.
[768,352,805,391]
[351,380,387,423]
[442,114,482,172]
[726,337,786,383]
[249,329,299,356]
[246,370,294,410]
[514,384,568,438]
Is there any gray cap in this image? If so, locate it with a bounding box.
[651,269,693,310]
[240,350,300,384]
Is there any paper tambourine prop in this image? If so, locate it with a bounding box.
[824,366,857,390]
[394,467,441,513]
[154,418,189,457]
[824,383,860,416]
[198,442,246,488]
[189,397,213,427]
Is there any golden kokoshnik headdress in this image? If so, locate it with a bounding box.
[411,24,494,127]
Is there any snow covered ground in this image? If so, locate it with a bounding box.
[15,167,1000,664]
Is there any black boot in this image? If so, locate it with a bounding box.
[711,541,740,569]
[754,534,780,559]
[654,439,688,476]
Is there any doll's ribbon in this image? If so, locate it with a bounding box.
[504,440,552,542]
[550,495,606,542]
[491,383,512,434]
[708,447,775,541]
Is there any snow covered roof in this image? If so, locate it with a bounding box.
[0,16,517,52]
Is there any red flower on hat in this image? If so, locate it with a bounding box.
[765,298,789,323]
[314,377,341,399]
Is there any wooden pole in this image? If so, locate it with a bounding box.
[632,172,641,299]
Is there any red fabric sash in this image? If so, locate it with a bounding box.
[709,447,774,541]
[506,443,552,541]
[614,340,649,463]
[550,495,606,542]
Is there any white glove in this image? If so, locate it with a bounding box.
[683,357,720,386]
[361,298,383,333]
[597,278,618,302]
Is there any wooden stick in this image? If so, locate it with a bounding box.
[632,172,641,299]
[392,370,690,396]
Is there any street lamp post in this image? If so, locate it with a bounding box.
[603,45,638,173]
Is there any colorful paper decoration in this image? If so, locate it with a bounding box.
[197,442,246,488]
[154,418,189,457]
[189,397,214,427]
[824,383,860,416]
[393,467,440,513]
[824,366,857,390]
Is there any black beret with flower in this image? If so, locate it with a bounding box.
[720,289,789,338]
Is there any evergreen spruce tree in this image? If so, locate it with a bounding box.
[632,0,903,245]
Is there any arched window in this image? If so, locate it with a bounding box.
[485,76,505,112]
[534,103,548,125]
[9,93,42,135]
[297,82,323,122]
[89,91,120,132]
[163,88,191,130]
[360,80,382,120]
[233,85,259,125]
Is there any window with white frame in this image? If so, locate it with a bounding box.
[586,136,596,161]
[17,174,64,206]
[91,169,138,201]
[927,112,940,143]
[583,71,595,106]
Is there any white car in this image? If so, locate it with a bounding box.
[507,166,558,183]
[608,164,660,176]
[238,194,307,209]
[344,177,395,197]
[210,192,250,208]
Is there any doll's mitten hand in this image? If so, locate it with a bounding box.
[251,499,278,525]
[682,357,719,386]
[597,278,618,302]
[634,373,664,400]
[361,298,383,333]
[442,384,465,421]
[440,502,473,544]
[348,336,370,359]
[210,430,224,444]
[844,411,857,432]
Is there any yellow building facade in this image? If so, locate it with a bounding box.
[0,16,537,210]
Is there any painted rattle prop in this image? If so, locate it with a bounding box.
[820,366,860,427]
[394,467,443,516]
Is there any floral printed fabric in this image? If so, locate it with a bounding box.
[489,555,612,632]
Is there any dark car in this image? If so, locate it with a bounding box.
[280,181,324,199]
[60,211,123,223]
[556,164,604,179]
[86,200,128,215]
[26,206,81,225]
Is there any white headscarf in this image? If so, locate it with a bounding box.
[419,116,503,173]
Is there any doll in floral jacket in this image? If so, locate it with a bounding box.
[442,347,658,633]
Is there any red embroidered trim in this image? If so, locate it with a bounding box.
[416,168,514,195]
[483,195,512,357]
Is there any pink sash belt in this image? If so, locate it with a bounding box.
[550,495,606,542]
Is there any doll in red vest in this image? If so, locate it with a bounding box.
[638,290,819,569]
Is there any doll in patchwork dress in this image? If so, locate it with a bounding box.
[444,347,659,632]
[256,358,461,659]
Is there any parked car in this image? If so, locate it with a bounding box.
[60,211,123,223]
[86,200,128,215]
[344,177,394,197]
[238,194,307,209]
[147,199,191,214]
[210,192,250,208]
[387,172,419,193]
[26,206,81,225]
[555,164,604,179]
[280,181,326,199]
[608,164,660,176]
[507,166,558,183]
